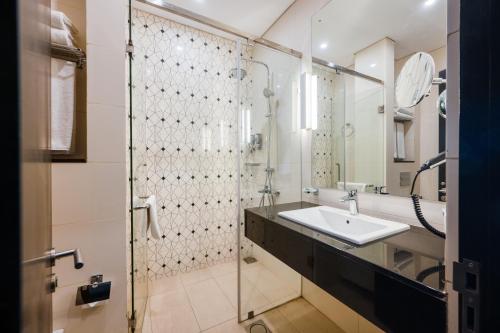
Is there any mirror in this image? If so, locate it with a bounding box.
[310,0,447,202]
[396,52,436,108]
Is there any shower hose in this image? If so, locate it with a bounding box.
[410,170,446,239]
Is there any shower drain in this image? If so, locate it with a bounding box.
[246,319,271,333]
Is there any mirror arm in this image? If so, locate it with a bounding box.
[432,77,447,85]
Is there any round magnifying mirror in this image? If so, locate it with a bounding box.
[395,52,436,108]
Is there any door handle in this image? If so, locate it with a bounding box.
[24,248,84,269]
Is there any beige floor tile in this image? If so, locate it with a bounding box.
[149,290,200,333]
[204,308,301,333]
[278,298,345,333]
[149,275,183,296]
[214,272,237,307]
[140,304,153,333]
[358,315,384,333]
[241,262,264,284]
[240,279,271,315]
[257,307,301,333]
[202,319,246,333]
[215,272,269,314]
[209,260,237,278]
[251,267,297,305]
[181,267,214,287]
[185,279,237,330]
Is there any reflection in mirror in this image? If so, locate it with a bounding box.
[311,0,447,202]
[395,52,436,109]
[311,65,345,190]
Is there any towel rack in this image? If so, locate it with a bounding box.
[51,43,86,69]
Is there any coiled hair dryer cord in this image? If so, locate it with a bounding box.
[410,171,446,239]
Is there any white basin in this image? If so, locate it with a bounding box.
[278,206,410,245]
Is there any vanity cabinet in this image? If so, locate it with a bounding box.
[245,212,265,248]
[313,242,446,333]
[244,211,314,280]
[244,206,446,333]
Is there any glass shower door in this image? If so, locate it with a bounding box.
[127,4,149,331]
[238,44,302,321]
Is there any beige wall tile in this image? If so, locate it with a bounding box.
[52,163,126,225]
[86,0,126,51]
[86,44,126,107]
[87,103,126,163]
[52,219,126,287]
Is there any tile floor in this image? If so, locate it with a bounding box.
[139,261,344,333]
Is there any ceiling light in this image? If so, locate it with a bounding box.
[320,42,328,50]
[370,63,377,68]
[424,0,436,7]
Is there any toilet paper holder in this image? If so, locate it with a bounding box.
[76,274,111,307]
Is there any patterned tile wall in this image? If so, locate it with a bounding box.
[311,67,337,188]
[130,9,251,279]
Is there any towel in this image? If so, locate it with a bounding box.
[395,122,406,159]
[133,196,148,238]
[51,28,74,47]
[51,58,76,151]
[394,110,414,121]
[51,10,78,34]
[145,195,161,240]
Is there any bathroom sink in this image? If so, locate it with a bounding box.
[278,206,410,245]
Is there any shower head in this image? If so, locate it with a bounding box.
[263,87,274,98]
[229,68,247,80]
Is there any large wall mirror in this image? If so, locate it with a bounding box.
[310,0,447,202]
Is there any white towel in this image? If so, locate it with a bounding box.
[395,122,406,159]
[51,58,75,151]
[133,196,148,238]
[51,10,78,34]
[145,195,161,240]
[51,28,74,47]
[394,110,414,121]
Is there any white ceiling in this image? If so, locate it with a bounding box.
[312,0,447,66]
[160,0,296,37]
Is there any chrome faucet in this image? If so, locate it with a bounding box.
[341,190,359,215]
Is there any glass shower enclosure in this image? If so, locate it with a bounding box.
[238,44,303,321]
[126,3,304,331]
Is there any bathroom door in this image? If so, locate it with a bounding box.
[1,0,53,332]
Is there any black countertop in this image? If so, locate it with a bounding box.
[246,201,446,297]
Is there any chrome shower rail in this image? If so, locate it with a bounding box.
[135,0,302,59]
[135,0,382,84]
[312,57,384,85]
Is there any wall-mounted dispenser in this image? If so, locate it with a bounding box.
[76,274,111,308]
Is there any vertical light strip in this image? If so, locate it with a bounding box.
[300,73,318,130]
[311,75,318,130]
